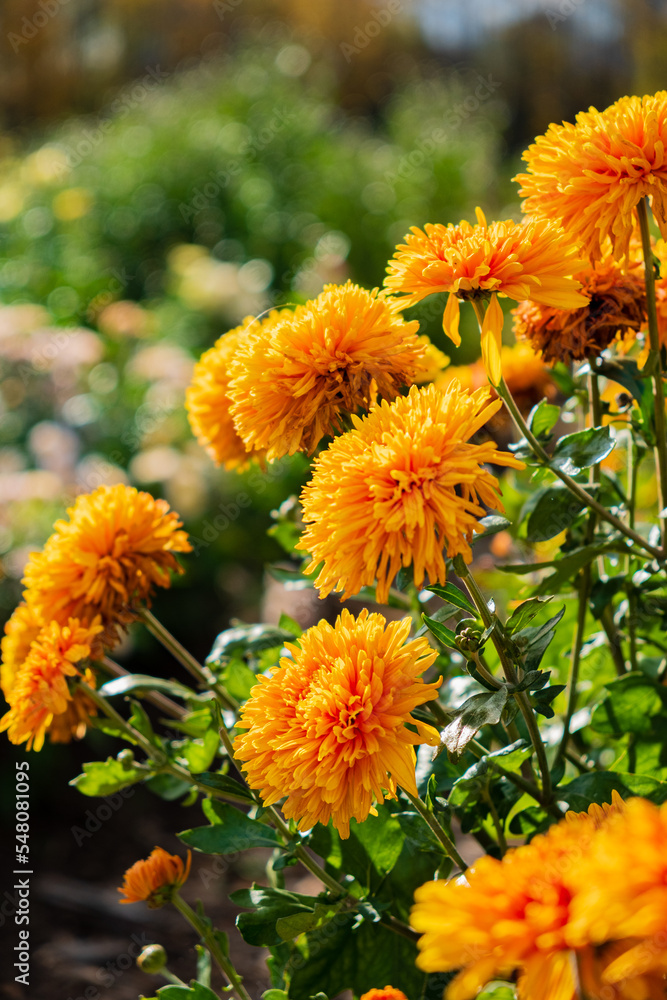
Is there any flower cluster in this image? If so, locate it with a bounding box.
[1,484,190,750]
[234,609,441,838]
[187,281,430,464]
[411,793,667,1000]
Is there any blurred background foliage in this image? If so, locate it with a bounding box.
[1,0,667,659]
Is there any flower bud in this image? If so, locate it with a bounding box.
[137,944,168,974]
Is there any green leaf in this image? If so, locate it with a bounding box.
[178,727,220,774]
[219,658,259,701]
[441,688,509,756]
[145,773,193,801]
[528,400,560,438]
[276,901,345,942]
[425,583,477,615]
[195,945,211,988]
[534,544,618,595]
[512,607,565,671]
[195,771,254,802]
[525,486,590,542]
[100,674,196,700]
[278,613,302,638]
[179,801,280,854]
[590,673,666,736]
[550,426,615,475]
[206,623,295,665]
[231,885,321,947]
[448,740,532,809]
[279,913,426,1000]
[557,771,667,812]
[154,983,220,1000]
[475,514,512,539]
[483,739,533,774]
[422,613,458,650]
[262,991,290,1000]
[505,597,553,635]
[309,809,404,893]
[69,758,145,796]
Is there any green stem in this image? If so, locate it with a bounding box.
[558,372,600,763]
[79,680,165,762]
[172,894,252,1000]
[456,562,552,803]
[557,564,590,763]
[140,609,238,711]
[600,605,627,676]
[495,376,662,561]
[636,196,667,554]
[404,790,467,870]
[482,785,507,855]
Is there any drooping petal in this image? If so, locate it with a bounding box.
[480,293,504,386]
[443,291,462,346]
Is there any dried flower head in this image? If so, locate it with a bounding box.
[513,259,646,364]
[234,609,440,838]
[516,92,667,262]
[119,847,192,908]
[297,383,524,604]
[227,281,426,460]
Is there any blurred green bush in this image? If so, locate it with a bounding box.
[0,39,506,651]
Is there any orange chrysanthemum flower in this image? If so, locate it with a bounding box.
[119,847,192,908]
[297,383,524,604]
[234,609,440,838]
[0,617,102,751]
[360,988,410,1000]
[384,209,588,383]
[1,602,42,700]
[22,484,191,632]
[411,794,627,1000]
[513,259,646,364]
[516,92,667,262]
[186,311,290,468]
[568,798,667,988]
[227,281,426,461]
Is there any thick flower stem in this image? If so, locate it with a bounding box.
[637,195,667,554]
[140,608,239,711]
[404,790,467,870]
[171,894,252,1000]
[495,376,663,561]
[557,372,599,762]
[457,562,553,805]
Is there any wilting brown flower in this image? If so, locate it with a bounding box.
[512,259,646,364]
